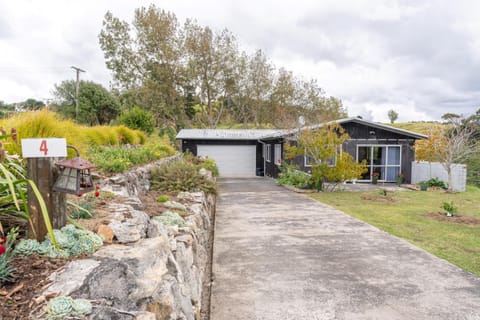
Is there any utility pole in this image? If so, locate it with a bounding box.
[71,66,85,122]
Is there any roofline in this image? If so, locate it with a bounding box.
[176,119,428,140]
[337,117,428,139]
[175,129,286,140]
[282,117,427,139]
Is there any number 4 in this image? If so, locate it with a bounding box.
[39,140,48,156]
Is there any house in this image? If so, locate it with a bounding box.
[176,117,427,183]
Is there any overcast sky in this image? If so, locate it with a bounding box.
[1,0,479,122]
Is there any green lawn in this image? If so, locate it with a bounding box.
[309,186,480,276]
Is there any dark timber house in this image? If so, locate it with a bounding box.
[176,117,427,183]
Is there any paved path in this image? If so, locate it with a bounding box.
[210,178,480,320]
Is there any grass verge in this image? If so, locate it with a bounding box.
[309,186,480,276]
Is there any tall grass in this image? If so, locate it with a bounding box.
[0,110,149,156]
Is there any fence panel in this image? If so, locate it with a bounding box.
[411,161,467,191]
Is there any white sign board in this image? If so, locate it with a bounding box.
[21,138,67,158]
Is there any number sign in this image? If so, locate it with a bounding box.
[21,138,67,158]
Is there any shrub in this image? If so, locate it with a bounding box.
[117,107,155,134]
[0,109,83,155]
[198,158,219,177]
[425,177,447,188]
[68,200,95,219]
[154,145,176,158]
[150,158,217,194]
[88,143,176,173]
[418,178,447,190]
[82,126,118,147]
[278,163,313,189]
[0,110,148,157]
[0,227,18,284]
[441,201,457,216]
[135,130,146,144]
[115,125,139,145]
[159,126,177,145]
[156,195,169,203]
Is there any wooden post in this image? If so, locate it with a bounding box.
[27,157,66,241]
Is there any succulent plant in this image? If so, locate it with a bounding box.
[71,298,93,316]
[46,296,92,319]
[15,224,104,258]
[46,296,74,319]
[155,211,186,227]
[14,239,42,256]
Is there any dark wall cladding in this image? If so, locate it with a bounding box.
[342,122,415,140]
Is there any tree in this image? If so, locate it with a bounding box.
[23,98,45,110]
[184,21,239,128]
[117,106,155,134]
[285,123,366,190]
[0,101,15,118]
[98,5,348,129]
[52,80,120,125]
[387,109,398,124]
[99,6,186,126]
[414,117,478,192]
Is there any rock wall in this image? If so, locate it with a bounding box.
[42,155,216,320]
[100,154,182,197]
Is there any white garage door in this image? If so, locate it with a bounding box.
[197,145,256,177]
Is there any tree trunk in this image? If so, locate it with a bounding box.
[447,165,453,193]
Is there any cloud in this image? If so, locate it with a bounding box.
[0,0,478,122]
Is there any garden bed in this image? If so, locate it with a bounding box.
[0,155,217,319]
[0,254,73,319]
[424,212,480,225]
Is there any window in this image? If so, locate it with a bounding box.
[274,144,282,165]
[304,154,315,167]
[265,144,271,162]
[304,145,341,167]
[357,145,401,182]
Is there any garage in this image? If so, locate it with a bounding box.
[176,129,283,178]
[197,145,256,177]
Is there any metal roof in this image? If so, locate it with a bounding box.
[176,129,286,140]
[177,118,427,141]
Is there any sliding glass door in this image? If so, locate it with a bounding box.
[357,145,401,182]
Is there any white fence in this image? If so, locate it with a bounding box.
[411,161,467,191]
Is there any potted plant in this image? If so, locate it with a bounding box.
[419,181,428,191]
[371,172,380,184]
[396,173,404,186]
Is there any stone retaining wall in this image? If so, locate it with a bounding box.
[42,155,216,319]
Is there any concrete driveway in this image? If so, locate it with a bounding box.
[210,178,480,320]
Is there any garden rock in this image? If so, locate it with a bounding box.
[147,217,170,238]
[188,203,203,216]
[93,237,170,300]
[108,200,150,243]
[164,200,187,211]
[175,242,201,305]
[96,224,114,244]
[45,259,101,296]
[178,191,204,203]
